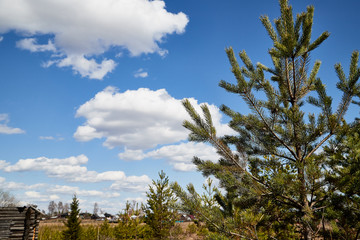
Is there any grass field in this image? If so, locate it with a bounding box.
[38,219,204,240]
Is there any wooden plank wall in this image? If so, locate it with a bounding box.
[0,207,41,240]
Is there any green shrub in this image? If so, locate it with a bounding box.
[205,232,231,240]
[197,226,209,237]
[169,223,183,239]
[99,220,114,239]
[187,223,198,234]
[38,226,63,240]
[81,225,98,240]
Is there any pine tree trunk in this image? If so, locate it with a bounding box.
[299,164,313,240]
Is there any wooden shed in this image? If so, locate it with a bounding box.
[0,206,42,240]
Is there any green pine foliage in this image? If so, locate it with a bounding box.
[172,179,227,235]
[62,195,82,240]
[181,0,360,239]
[322,122,360,238]
[114,201,149,239]
[145,170,177,239]
[173,179,267,239]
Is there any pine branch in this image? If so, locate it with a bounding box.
[272,152,296,163]
[307,60,320,86]
[184,101,303,209]
[243,85,298,160]
[294,13,305,42]
[273,193,303,209]
[292,57,297,100]
[198,209,253,240]
[183,99,269,191]
[172,182,254,240]
[335,63,347,88]
[350,51,359,79]
[240,50,255,72]
[285,58,294,100]
[304,133,332,160]
[308,31,330,52]
[260,15,277,42]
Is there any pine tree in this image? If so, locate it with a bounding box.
[173,176,265,239]
[145,170,177,239]
[181,0,360,239]
[115,201,144,239]
[323,122,360,238]
[62,195,82,240]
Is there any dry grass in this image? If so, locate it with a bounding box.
[39,219,204,240]
[40,219,116,227]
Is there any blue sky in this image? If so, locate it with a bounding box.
[0,0,359,214]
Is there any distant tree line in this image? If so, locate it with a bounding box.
[48,200,70,216]
[0,189,19,207]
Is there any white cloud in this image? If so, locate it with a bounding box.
[73,126,103,142]
[39,136,65,141]
[0,114,25,134]
[118,149,146,161]
[0,177,48,191]
[94,199,125,214]
[47,185,79,195]
[56,55,117,80]
[0,0,189,79]
[39,136,55,140]
[39,135,64,141]
[74,87,234,151]
[119,142,219,171]
[47,185,120,198]
[16,38,56,52]
[110,175,151,192]
[0,36,3,42]
[0,155,150,189]
[125,197,146,203]
[1,154,88,173]
[134,68,148,78]
[25,191,59,202]
[0,160,9,169]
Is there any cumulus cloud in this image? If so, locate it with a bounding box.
[0,177,47,190]
[125,197,146,203]
[119,142,219,171]
[46,185,78,195]
[1,154,88,173]
[0,155,151,189]
[0,114,25,134]
[56,55,117,80]
[118,149,147,161]
[16,38,56,52]
[48,185,121,198]
[39,136,55,140]
[25,191,59,202]
[110,175,151,192]
[0,0,188,79]
[134,68,148,78]
[0,160,9,169]
[74,87,234,151]
[0,176,121,203]
[94,199,125,215]
[39,135,65,141]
